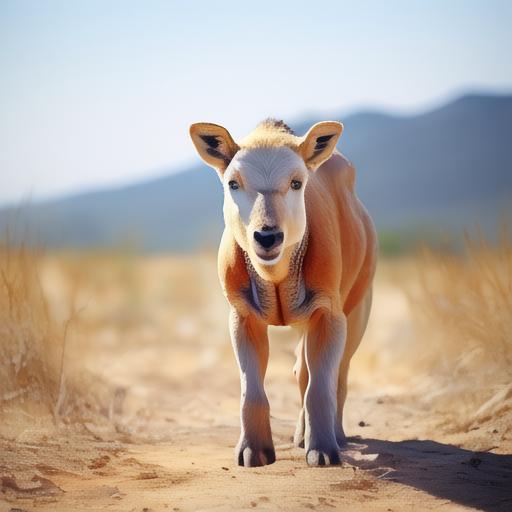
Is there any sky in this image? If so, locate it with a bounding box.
[0,0,511,205]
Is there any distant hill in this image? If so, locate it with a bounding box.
[1,93,511,252]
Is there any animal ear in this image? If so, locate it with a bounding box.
[299,121,343,170]
[189,122,240,174]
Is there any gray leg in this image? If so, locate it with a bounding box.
[229,308,275,467]
[304,311,347,466]
[335,289,373,447]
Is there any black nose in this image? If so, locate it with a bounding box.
[254,229,284,251]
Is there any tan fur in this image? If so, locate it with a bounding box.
[239,120,300,150]
[190,119,377,467]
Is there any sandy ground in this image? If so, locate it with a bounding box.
[1,256,511,511]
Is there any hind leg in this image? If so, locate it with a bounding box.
[293,335,308,447]
[335,358,350,445]
[335,288,373,447]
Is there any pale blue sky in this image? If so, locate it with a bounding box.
[1,0,511,205]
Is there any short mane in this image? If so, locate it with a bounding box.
[257,118,295,135]
[240,118,299,149]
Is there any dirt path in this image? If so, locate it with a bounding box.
[1,259,511,511]
[2,395,511,511]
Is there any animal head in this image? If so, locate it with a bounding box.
[190,119,342,273]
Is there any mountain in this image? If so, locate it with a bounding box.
[1,93,511,252]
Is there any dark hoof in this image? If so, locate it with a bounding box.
[306,449,341,467]
[237,446,276,467]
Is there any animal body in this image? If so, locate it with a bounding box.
[189,119,377,467]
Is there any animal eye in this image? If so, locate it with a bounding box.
[291,179,302,190]
[228,180,239,190]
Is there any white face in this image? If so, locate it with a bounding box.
[222,146,309,266]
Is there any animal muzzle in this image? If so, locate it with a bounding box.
[253,226,284,259]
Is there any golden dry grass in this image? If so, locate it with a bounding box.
[412,230,511,373]
[0,243,112,428]
[405,229,512,429]
[0,243,61,414]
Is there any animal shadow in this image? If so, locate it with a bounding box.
[341,436,512,512]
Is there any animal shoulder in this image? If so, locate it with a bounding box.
[314,152,356,192]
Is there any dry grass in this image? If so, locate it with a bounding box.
[0,244,61,412]
[412,230,511,371]
[0,242,109,430]
[404,228,512,429]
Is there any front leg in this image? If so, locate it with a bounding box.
[229,308,275,467]
[304,311,347,466]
